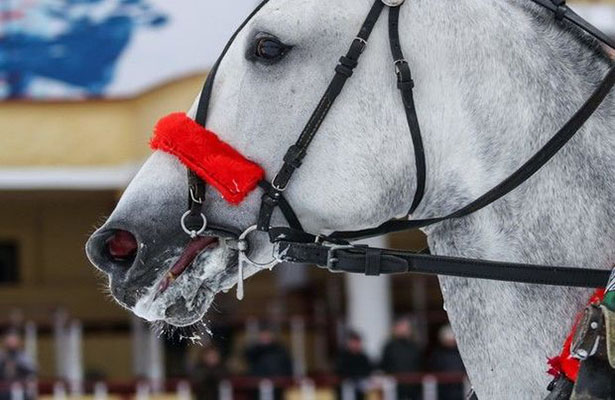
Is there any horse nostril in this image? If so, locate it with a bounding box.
[106,230,138,261]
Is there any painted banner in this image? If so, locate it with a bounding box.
[1,1,612,100]
[0,0,258,100]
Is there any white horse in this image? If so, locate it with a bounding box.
[86,0,615,397]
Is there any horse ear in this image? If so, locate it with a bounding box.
[150,113,265,204]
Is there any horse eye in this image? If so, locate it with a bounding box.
[254,37,289,61]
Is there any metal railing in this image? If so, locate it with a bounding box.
[1,373,469,400]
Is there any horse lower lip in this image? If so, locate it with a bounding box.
[158,236,218,293]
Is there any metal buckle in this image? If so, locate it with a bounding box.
[571,304,604,360]
[189,187,203,204]
[354,37,367,53]
[271,174,287,192]
[394,59,408,75]
[180,211,207,238]
[326,245,355,270]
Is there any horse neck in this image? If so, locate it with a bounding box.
[400,1,615,396]
[405,0,615,262]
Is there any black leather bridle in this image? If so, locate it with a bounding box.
[183,0,615,292]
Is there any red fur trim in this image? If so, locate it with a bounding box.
[150,113,264,205]
[547,289,605,382]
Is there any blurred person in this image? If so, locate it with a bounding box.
[335,331,373,400]
[0,331,36,400]
[428,325,466,400]
[380,317,422,399]
[190,345,228,400]
[244,324,292,400]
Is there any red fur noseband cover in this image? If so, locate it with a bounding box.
[150,113,264,204]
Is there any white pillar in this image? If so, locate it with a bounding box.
[66,321,84,396]
[258,380,274,400]
[53,382,67,400]
[136,382,151,400]
[53,310,69,379]
[219,380,233,400]
[132,317,148,377]
[24,322,37,367]
[299,379,316,400]
[93,382,108,400]
[176,381,191,400]
[382,377,397,400]
[146,328,164,393]
[345,236,393,360]
[10,382,25,400]
[290,317,306,378]
[422,375,438,400]
[341,381,356,400]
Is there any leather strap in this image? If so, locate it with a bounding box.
[195,0,271,126]
[531,0,615,50]
[276,241,611,288]
[257,181,304,231]
[331,62,615,240]
[389,5,426,214]
[256,0,386,231]
[184,170,207,231]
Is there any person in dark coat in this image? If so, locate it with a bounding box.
[381,317,423,399]
[428,325,466,400]
[244,325,292,400]
[0,331,36,400]
[335,331,373,400]
[190,345,228,400]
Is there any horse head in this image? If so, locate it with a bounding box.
[86,0,418,327]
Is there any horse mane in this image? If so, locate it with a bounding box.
[519,0,611,63]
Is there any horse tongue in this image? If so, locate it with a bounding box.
[158,236,218,293]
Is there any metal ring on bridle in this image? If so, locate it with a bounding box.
[180,211,207,238]
[237,225,279,269]
[381,0,405,6]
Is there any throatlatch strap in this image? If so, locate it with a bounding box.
[331,63,615,240]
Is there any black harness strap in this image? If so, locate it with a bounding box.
[389,5,426,214]
[530,0,615,50]
[276,241,612,289]
[331,62,615,240]
[256,0,386,231]
[268,0,615,292]
[183,170,207,231]
[258,181,304,231]
[195,0,271,126]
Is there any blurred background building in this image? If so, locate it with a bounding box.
[0,0,613,399]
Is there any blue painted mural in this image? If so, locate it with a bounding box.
[0,0,168,99]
